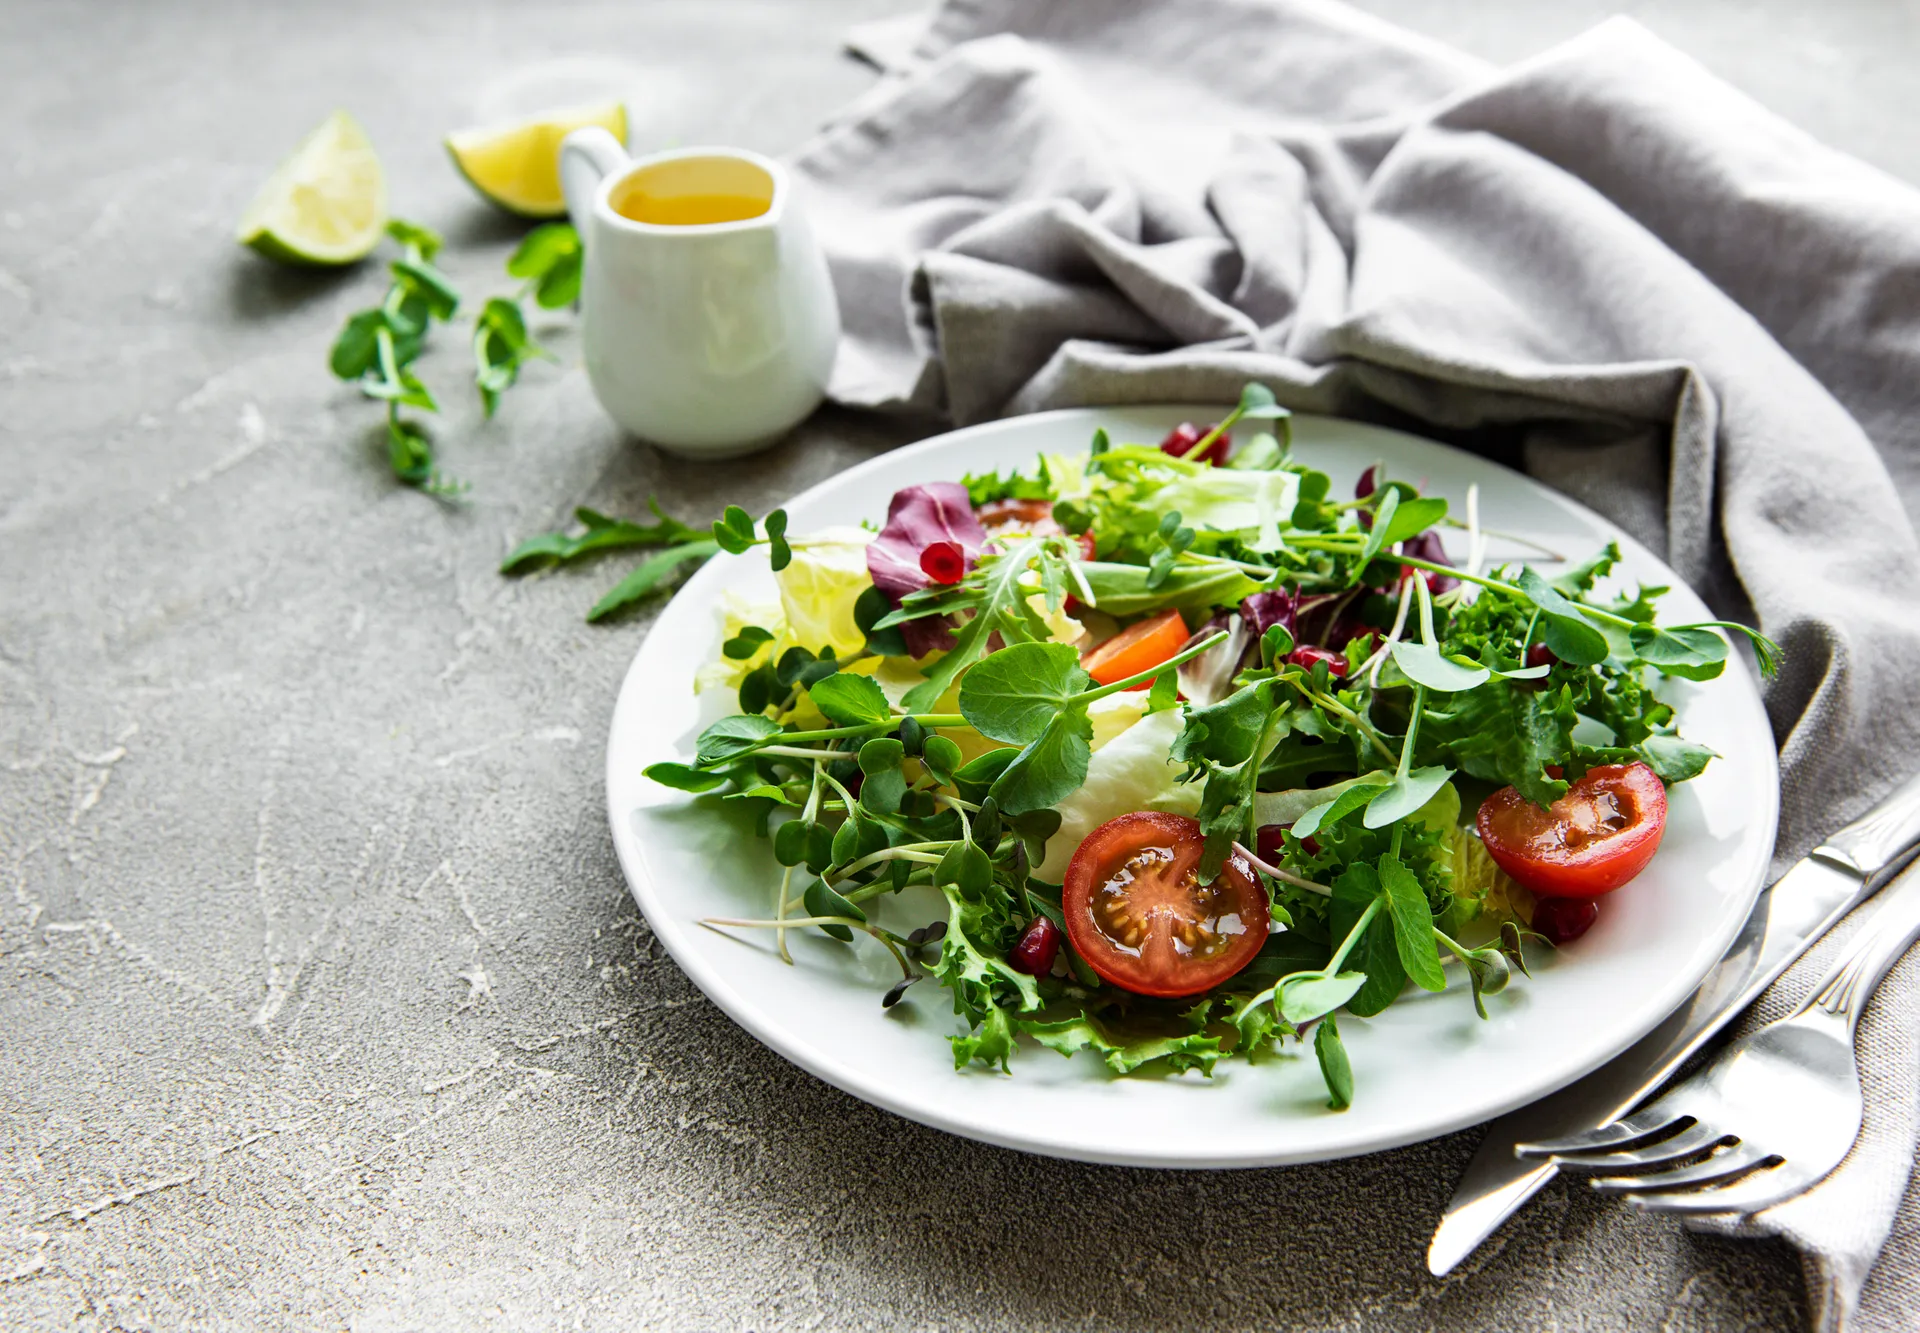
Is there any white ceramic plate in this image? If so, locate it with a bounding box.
[606,408,1778,1168]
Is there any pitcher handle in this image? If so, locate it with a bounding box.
[559,127,630,237]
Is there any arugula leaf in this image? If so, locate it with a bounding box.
[806,673,892,728]
[585,540,718,622]
[1420,679,1578,809]
[1078,560,1263,619]
[1380,856,1446,992]
[958,642,1090,744]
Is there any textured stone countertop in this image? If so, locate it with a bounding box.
[5,2,1916,1328]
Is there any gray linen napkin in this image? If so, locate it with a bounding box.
[794,3,1920,1327]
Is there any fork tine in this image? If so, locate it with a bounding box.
[1515,1109,1685,1159]
[1590,1144,1774,1196]
[1627,1163,1794,1217]
[1545,1121,1729,1174]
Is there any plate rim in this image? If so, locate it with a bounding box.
[604,405,1780,1168]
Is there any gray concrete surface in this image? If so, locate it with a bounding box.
[3,1,1915,1327]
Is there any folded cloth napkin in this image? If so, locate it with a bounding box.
[794,3,1920,1327]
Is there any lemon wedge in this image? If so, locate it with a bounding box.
[445,101,628,218]
[236,110,388,266]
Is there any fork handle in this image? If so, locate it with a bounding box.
[1805,857,1920,1033]
[1820,766,1920,882]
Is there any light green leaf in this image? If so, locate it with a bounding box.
[694,714,781,766]
[1279,970,1368,1025]
[1391,641,1491,692]
[1363,765,1455,829]
[1292,778,1392,840]
[1516,568,1610,667]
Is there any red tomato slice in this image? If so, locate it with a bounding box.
[1082,608,1189,687]
[1476,762,1667,898]
[1062,812,1269,997]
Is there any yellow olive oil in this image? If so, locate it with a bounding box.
[615,191,769,225]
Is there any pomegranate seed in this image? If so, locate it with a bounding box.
[1159,422,1230,466]
[1355,465,1380,499]
[919,540,966,585]
[1287,645,1349,677]
[1526,642,1557,670]
[1008,915,1061,976]
[1531,897,1599,944]
[1255,825,1318,862]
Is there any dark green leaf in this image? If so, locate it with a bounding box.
[987,709,1093,815]
[723,626,775,660]
[935,841,992,898]
[1637,733,1716,783]
[921,734,964,787]
[1629,624,1729,681]
[1379,496,1448,548]
[506,222,580,281]
[390,256,460,319]
[773,819,810,866]
[712,505,756,554]
[385,218,443,259]
[499,502,703,574]
[958,642,1090,744]
[1380,856,1446,992]
[803,878,865,941]
[1516,568,1610,667]
[644,761,727,793]
[330,309,386,379]
[853,585,910,658]
[766,509,791,573]
[1291,778,1392,840]
[695,713,780,766]
[807,673,892,727]
[585,540,718,621]
[1314,1014,1354,1110]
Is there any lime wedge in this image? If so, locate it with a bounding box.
[236,111,388,266]
[445,100,627,218]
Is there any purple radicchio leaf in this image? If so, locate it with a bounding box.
[865,482,987,657]
[1240,590,1298,644]
[1397,529,1458,594]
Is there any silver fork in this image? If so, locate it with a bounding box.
[1516,856,1920,1215]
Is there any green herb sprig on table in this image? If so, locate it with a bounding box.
[328,219,582,491]
[501,501,790,623]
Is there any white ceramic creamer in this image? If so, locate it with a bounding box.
[558,131,840,458]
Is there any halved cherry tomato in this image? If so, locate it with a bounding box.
[1062,812,1268,997]
[1082,608,1188,687]
[1477,762,1666,898]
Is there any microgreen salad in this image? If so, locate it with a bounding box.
[643,385,1780,1111]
